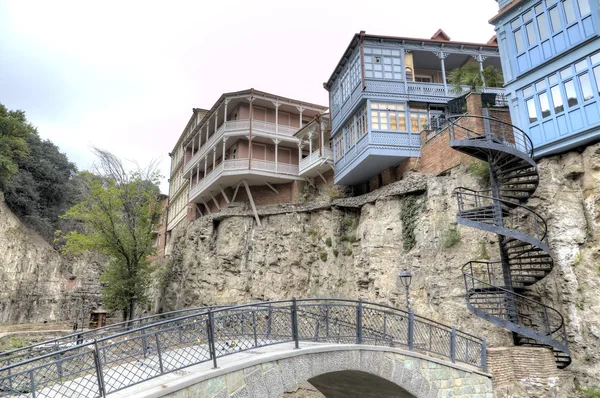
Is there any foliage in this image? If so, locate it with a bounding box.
[319,252,328,262]
[332,249,339,257]
[340,234,357,243]
[573,250,582,265]
[467,160,490,184]
[476,239,490,260]
[441,227,461,249]
[324,186,343,201]
[59,149,163,320]
[8,336,25,349]
[448,63,504,93]
[578,386,600,398]
[325,237,332,247]
[0,104,31,185]
[401,195,423,251]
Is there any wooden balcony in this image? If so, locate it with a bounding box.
[299,148,333,178]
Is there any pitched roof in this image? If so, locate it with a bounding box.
[431,29,451,41]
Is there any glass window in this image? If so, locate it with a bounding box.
[534,3,545,14]
[575,60,588,72]
[514,29,525,52]
[560,67,572,79]
[411,114,420,133]
[537,14,550,40]
[511,18,521,30]
[535,80,546,91]
[578,0,591,15]
[579,73,594,101]
[549,7,562,31]
[523,86,534,97]
[356,105,368,139]
[594,66,600,96]
[549,74,559,85]
[564,80,578,106]
[370,103,406,131]
[539,92,552,118]
[363,49,402,80]
[526,22,537,45]
[591,52,600,65]
[551,85,564,113]
[526,98,538,123]
[523,10,534,21]
[563,0,576,24]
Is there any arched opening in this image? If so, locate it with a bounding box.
[280,370,417,398]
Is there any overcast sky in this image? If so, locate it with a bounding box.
[0,0,499,193]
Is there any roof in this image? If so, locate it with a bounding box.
[489,0,526,24]
[324,30,500,89]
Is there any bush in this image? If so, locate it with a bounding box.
[441,228,461,249]
[466,160,490,184]
[325,237,332,247]
[333,249,339,257]
[324,186,343,201]
[578,387,600,398]
[320,252,328,262]
[340,235,357,243]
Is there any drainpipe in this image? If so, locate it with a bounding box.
[318,116,322,156]
[249,89,254,170]
[359,31,366,91]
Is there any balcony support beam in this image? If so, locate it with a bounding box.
[231,182,242,202]
[265,181,279,194]
[201,198,211,214]
[195,203,203,217]
[243,180,261,227]
[219,186,230,204]
[437,51,448,95]
[210,192,221,210]
[316,170,328,184]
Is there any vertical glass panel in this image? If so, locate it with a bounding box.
[411,114,419,132]
[511,18,521,30]
[560,67,572,79]
[526,98,538,123]
[594,66,600,96]
[575,60,587,72]
[578,0,591,15]
[591,52,600,65]
[549,74,558,85]
[523,10,534,20]
[398,113,406,131]
[537,13,550,40]
[380,113,388,129]
[535,3,545,14]
[371,111,379,130]
[539,92,551,118]
[523,86,534,97]
[535,80,546,91]
[579,72,594,101]
[514,29,525,52]
[526,22,537,45]
[564,80,578,106]
[551,85,564,113]
[390,113,398,130]
[549,7,562,31]
[563,0,576,24]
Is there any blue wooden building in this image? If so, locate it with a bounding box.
[491,0,600,157]
[325,31,504,186]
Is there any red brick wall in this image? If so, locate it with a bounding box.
[487,346,562,390]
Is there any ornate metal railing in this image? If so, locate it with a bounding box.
[0,299,486,397]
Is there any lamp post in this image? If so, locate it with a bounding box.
[398,269,412,311]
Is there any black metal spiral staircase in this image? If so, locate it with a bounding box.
[448,114,571,369]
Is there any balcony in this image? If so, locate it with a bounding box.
[334,131,421,185]
[183,120,299,176]
[299,148,333,178]
[189,158,300,202]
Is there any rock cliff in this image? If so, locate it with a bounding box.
[161,146,600,396]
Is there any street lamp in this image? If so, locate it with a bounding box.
[398,269,412,311]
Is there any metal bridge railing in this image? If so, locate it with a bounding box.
[0,298,487,397]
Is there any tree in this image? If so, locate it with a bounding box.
[448,63,504,93]
[60,149,163,320]
[0,104,32,187]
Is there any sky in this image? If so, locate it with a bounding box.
[0,0,499,193]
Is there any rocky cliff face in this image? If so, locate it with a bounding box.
[0,193,104,325]
[161,146,600,396]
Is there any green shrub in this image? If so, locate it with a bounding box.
[320,252,328,262]
[584,354,594,362]
[467,160,490,183]
[344,248,353,256]
[333,249,339,257]
[573,250,582,265]
[9,336,24,349]
[401,195,424,251]
[441,228,461,249]
[578,386,600,398]
[324,186,343,201]
[340,235,357,243]
[325,237,332,247]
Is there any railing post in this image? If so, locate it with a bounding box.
[408,311,415,351]
[291,298,300,349]
[207,310,218,368]
[54,344,63,381]
[356,300,363,344]
[252,310,258,347]
[155,333,164,374]
[450,327,457,363]
[481,338,488,373]
[29,371,36,398]
[266,305,273,340]
[93,340,106,398]
[142,333,148,359]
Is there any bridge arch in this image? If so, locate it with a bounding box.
[143,344,492,398]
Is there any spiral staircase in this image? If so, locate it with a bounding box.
[448,114,571,369]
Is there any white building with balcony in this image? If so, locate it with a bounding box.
[178,89,327,225]
[295,114,333,183]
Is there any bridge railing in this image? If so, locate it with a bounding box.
[0,299,486,397]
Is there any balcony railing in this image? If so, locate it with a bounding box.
[299,148,333,173]
[189,159,300,200]
[184,120,300,175]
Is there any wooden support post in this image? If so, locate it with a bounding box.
[195,203,203,217]
[316,170,327,184]
[210,192,221,210]
[265,181,279,194]
[305,177,315,188]
[231,182,242,202]
[201,199,211,214]
[219,186,230,203]
[243,180,261,227]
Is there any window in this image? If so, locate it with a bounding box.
[370,103,406,131]
[514,28,525,52]
[356,105,368,139]
[564,80,578,107]
[538,92,551,118]
[364,48,402,79]
[578,0,591,15]
[579,72,594,101]
[344,119,355,151]
[563,0,576,24]
[341,71,351,103]
[405,67,413,81]
[594,66,600,96]
[551,85,564,113]
[549,7,562,32]
[415,76,433,83]
[526,98,538,123]
[537,13,549,40]
[525,22,537,46]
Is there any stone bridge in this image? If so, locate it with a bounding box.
[116,343,492,398]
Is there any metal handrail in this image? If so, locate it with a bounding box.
[447,114,535,159]
[454,187,549,244]
[0,298,487,397]
[462,261,568,347]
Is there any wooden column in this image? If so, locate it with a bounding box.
[438,51,448,95]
